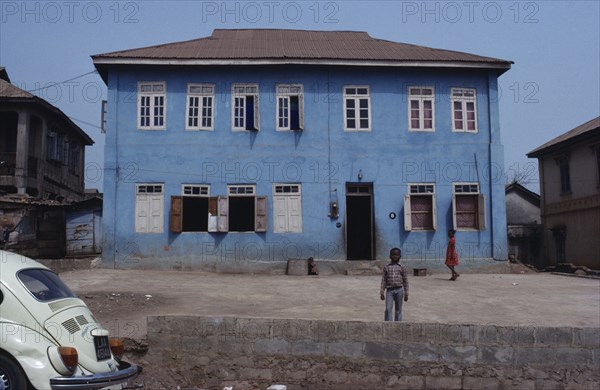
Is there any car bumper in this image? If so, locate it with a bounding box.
[49,361,142,390]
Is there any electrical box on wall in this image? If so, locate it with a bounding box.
[329,201,339,218]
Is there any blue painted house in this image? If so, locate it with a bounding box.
[92,29,512,272]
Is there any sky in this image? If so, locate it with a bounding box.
[1,0,599,193]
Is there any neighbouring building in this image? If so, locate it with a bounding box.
[505,182,541,268]
[0,67,94,257]
[527,116,600,270]
[92,29,512,272]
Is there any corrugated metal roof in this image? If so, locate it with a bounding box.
[92,29,511,67]
[528,116,600,157]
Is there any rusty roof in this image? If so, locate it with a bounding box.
[528,116,600,157]
[92,29,512,71]
[0,78,94,145]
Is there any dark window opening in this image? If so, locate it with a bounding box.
[229,196,255,232]
[559,158,571,194]
[290,96,300,130]
[245,96,255,130]
[182,197,209,232]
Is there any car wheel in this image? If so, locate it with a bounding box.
[0,354,27,390]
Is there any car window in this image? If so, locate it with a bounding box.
[18,269,77,302]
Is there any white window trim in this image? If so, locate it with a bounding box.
[343,85,371,132]
[228,184,256,196]
[404,183,437,231]
[135,183,164,233]
[451,88,478,133]
[276,84,304,131]
[231,84,260,132]
[408,86,435,132]
[185,84,215,131]
[273,184,302,233]
[181,184,210,197]
[137,82,166,130]
[452,182,486,231]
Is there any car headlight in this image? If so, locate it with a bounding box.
[47,346,78,376]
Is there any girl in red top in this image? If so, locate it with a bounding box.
[445,229,460,280]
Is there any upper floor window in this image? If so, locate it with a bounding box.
[408,87,434,131]
[138,82,166,130]
[276,84,304,131]
[232,84,259,131]
[344,86,371,131]
[557,156,571,194]
[451,88,477,132]
[404,184,436,231]
[186,84,214,130]
[452,183,486,230]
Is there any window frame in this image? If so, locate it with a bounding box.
[231,84,260,131]
[185,84,215,131]
[272,184,303,233]
[135,183,164,233]
[556,156,571,195]
[452,183,486,231]
[404,183,437,231]
[343,85,371,132]
[451,88,478,133]
[226,185,268,233]
[276,84,304,131]
[408,86,435,132]
[137,82,166,130]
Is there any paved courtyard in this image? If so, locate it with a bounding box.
[60,267,600,341]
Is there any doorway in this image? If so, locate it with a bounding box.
[346,183,374,260]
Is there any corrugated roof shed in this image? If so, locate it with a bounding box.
[93,29,512,79]
[528,116,600,157]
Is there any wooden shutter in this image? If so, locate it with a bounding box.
[169,196,183,233]
[135,195,148,233]
[288,195,302,233]
[273,195,287,233]
[298,94,304,130]
[255,196,268,232]
[208,197,218,232]
[478,194,486,230]
[253,94,260,130]
[217,196,228,232]
[452,194,457,230]
[149,195,164,233]
[403,195,412,231]
[431,194,438,231]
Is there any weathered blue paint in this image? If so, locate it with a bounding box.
[101,64,509,271]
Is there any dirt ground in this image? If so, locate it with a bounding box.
[59,262,600,389]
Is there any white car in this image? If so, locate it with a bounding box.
[0,250,141,389]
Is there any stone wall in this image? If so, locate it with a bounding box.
[146,316,599,389]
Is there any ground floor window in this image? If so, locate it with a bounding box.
[404,184,436,231]
[453,183,486,230]
[273,184,302,233]
[135,184,164,233]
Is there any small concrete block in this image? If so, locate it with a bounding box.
[364,342,401,360]
[325,341,364,358]
[573,328,600,348]
[402,342,439,362]
[478,346,514,364]
[535,327,572,346]
[425,376,462,390]
[287,259,308,275]
[439,345,477,363]
[463,377,500,390]
[413,268,427,276]
[267,386,287,390]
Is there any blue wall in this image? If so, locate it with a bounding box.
[102,65,508,270]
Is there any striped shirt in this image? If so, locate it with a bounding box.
[380,262,409,296]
